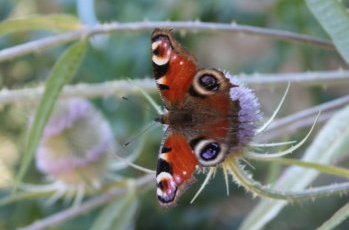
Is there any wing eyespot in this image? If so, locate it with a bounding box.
[199,74,220,91]
[152,37,172,66]
[156,172,177,204]
[191,138,227,166]
[191,69,227,97]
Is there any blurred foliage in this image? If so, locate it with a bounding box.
[0,0,349,229]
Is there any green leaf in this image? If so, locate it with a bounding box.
[239,104,349,230]
[90,192,138,230]
[15,40,88,187]
[306,0,349,63]
[0,14,81,37]
[317,202,349,230]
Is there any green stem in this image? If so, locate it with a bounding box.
[226,157,349,201]
[249,157,349,179]
[0,21,334,62]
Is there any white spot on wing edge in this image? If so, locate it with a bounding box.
[156,172,177,196]
[157,187,166,197]
[152,40,162,51]
[156,76,166,85]
[159,153,168,161]
[152,55,170,66]
[156,172,173,184]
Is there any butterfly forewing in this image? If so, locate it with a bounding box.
[151,29,197,107]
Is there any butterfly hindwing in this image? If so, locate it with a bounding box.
[156,131,198,206]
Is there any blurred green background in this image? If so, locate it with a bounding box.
[0,0,348,229]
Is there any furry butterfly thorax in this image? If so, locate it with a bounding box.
[151,28,261,206]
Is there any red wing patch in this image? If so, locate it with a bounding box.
[151,29,197,107]
[156,132,198,206]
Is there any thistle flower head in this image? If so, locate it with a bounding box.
[35,98,116,190]
[227,73,262,147]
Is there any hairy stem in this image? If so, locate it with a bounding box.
[0,79,156,105]
[1,70,349,105]
[0,21,334,62]
[226,156,349,201]
[244,70,349,87]
[247,157,349,179]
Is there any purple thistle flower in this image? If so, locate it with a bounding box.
[35,98,116,188]
[227,73,262,147]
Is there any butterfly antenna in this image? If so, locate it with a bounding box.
[190,168,216,204]
[112,121,157,174]
[122,121,157,147]
[121,96,155,114]
[112,150,155,174]
[111,138,145,171]
[256,82,290,135]
[126,79,163,115]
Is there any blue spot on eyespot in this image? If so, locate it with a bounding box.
[200,142,220,161]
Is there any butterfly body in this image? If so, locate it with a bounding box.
[151,29,261,206]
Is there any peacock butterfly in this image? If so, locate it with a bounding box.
[151,28,261,207]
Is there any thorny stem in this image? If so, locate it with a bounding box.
[248,157,349,180]
[1,70,349,106]
[226,156,349,201]
[0,79,156,105]
[0,21,335,62]
[244,70,349,87]
[0,76,347,140]
[20,174,153,230]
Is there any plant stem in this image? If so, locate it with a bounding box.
[247,157,349,179]
[0,21,334,62]
[0,79,156,105]
[226,156,349,201]
[244,70,349,87]
[1,70,349,105]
